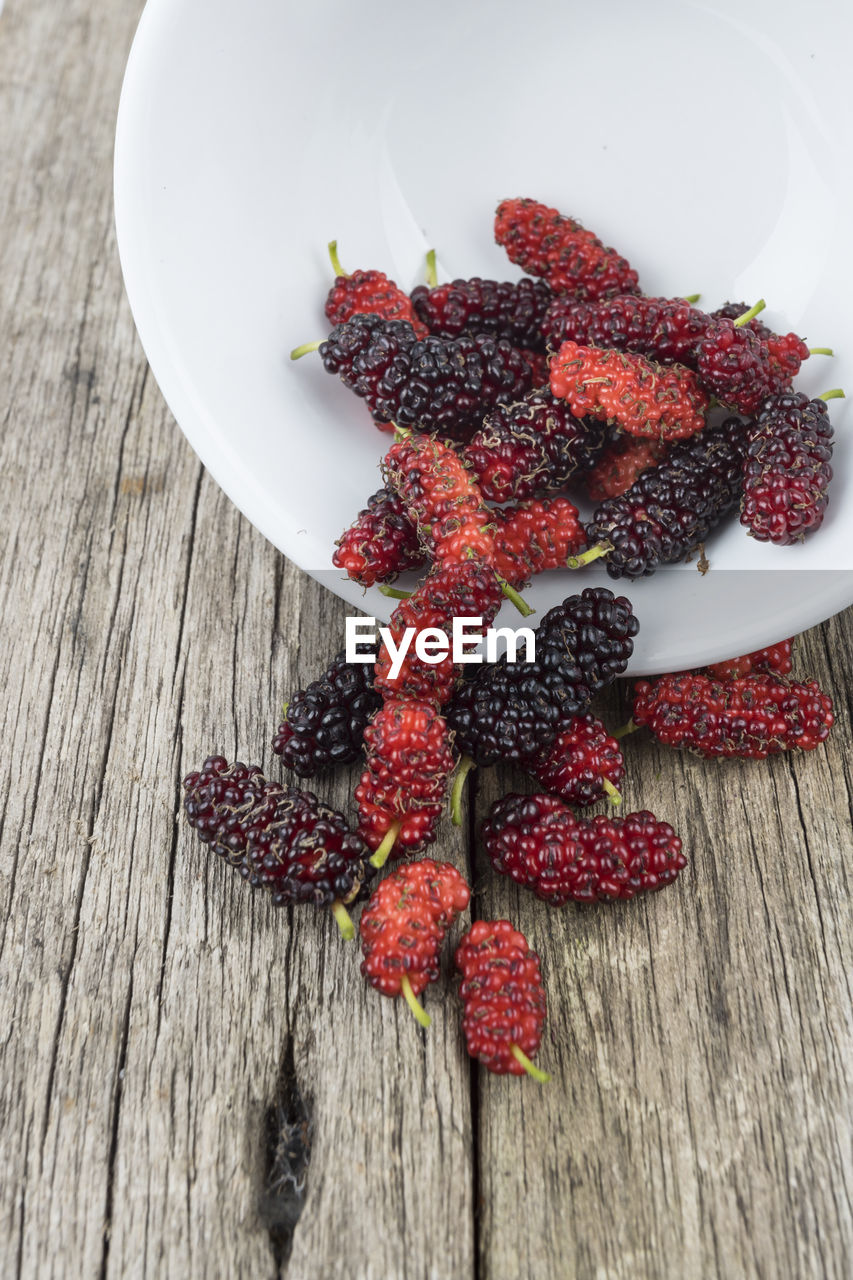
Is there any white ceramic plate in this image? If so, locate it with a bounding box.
[114,0,853,674]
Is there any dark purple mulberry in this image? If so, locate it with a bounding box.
[272,652,380,777]
[580,416,749,578]
[411,277,552,349]
[318,313,533,437]
[183,756,373,908]
[447,588,639,766]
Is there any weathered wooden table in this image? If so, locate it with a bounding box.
[2,3,852,1276]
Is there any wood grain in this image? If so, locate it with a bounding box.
[0,1,851,1277]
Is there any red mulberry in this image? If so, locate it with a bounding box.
[527,713,624,807]
[374,560,503,706]
[631,673,834,758]
[585,433,669,501]
[333,487,423,587]
[455,920,548,1078]
[355,700,456,863]
[495,197,639,301]
[550,341,708,441]
[482,794,685,904]
[740,391,840,544]
[701,639,793,682]
[361,859,470,1025]
[324,241,428,337]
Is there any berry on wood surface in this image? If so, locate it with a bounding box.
[183,757,373,935]
[630,673,834,758]
[272,651,380,776]
[481,794,686,905]
[361,859,471,1026]
[455,919,549,1079]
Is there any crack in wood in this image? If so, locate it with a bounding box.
[258,1037,312,1274]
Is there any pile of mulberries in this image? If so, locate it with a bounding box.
[178,193,838,1089]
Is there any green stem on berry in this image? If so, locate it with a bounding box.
[497,576,534,617]
[425,249,438,288]
[567,542,613,570]
[393,423,411,441]
[450,755,476,827]
[510,1044,550,1082]
[819,388,845,402]
[281,701,289,718]
[290,340,323,360]
[601,777,621,806]
[683,293,701,304]
[370,820,402,870]
[733,299,766,327]
[331,900,355,941]
[809,347,834,357]
[328,240,349,279]
[612,718,639,741]
[401,974,431,1028]
[378,584,413,599]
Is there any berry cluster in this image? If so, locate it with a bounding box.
[179,193,840,1092]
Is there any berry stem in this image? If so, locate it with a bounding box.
[733,299,766,327]
[328,240,349,279]
[601,777,622,806]
[401,974,432,1028]
[425,249,438,288]
[450,755,477,827]
[370,820,402,869]
[378,584,413,599]
[331,900,355,941]
[497,575,534,617]
[290,340,323,360]
[510,1044,550,1082]
[683,293,701,304]
[393,424,412,442]
[612,718,639,740]
[819,388,845,402]
[809,347,834,357]
[567,542,613,569]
